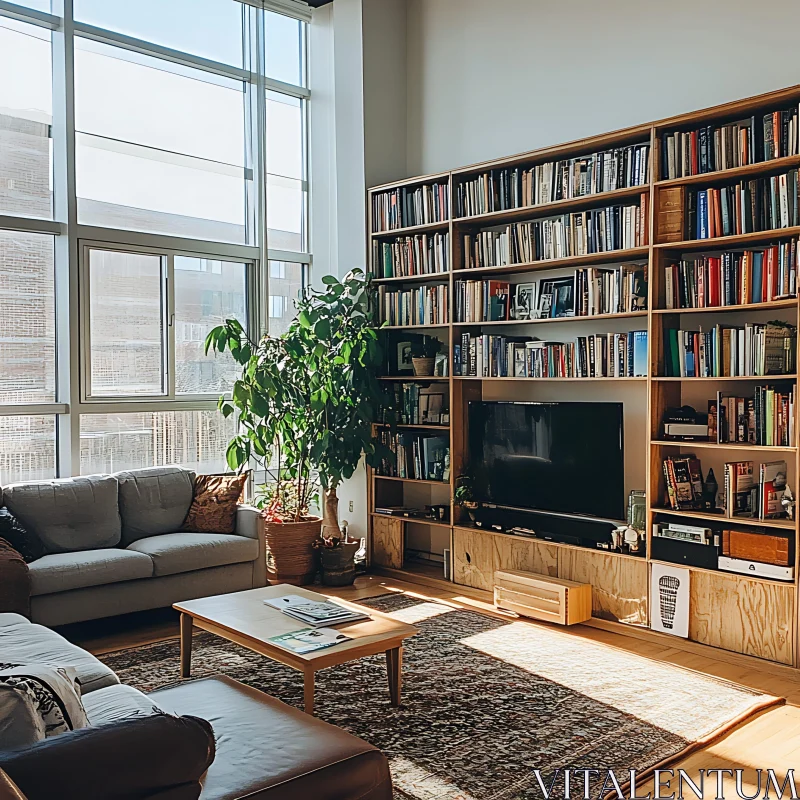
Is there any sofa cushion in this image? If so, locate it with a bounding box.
[114,467,194,546]
[0,617,118,694]
[3,477,121,554]
[126,532,258,577]
[0,508,45,564]
[82,684,162,727]
[181,473,247,534]
[28,550,154,597]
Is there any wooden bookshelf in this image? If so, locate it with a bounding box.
[367,83,800,668]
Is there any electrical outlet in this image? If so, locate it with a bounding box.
[348,500,354,512]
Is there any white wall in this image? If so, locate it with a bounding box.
[405,0,800,175]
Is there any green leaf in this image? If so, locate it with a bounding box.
[321,275,339,285]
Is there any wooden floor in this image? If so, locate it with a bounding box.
[61,573,800,794]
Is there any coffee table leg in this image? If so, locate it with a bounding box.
[386,646,402,706]
[180,613,193,678]
[303,669,315,715]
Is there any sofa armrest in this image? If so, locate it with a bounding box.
[236,505,267,587]
[0,713,215,800]
[0,769,26,800]
[0,539,30,618]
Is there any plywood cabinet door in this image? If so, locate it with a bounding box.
[689,571,794,665]
[558,549,648,625]
[492,535,559,578]
[452,528,495,591]
[372,516,404,569]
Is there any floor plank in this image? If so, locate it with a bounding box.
[59,573,800,793]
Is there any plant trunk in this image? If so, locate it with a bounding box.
[321,487,341,540]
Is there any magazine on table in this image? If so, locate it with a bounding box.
[268,627,353,654]
[264,594,371,627]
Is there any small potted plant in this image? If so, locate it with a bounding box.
[455,475,479,522]
[412,336,441,377]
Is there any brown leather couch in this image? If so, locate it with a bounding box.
[0,676,391,800]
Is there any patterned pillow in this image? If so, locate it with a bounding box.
[0,507,45,563]
[181,474,248,534]
[0,663,90,749]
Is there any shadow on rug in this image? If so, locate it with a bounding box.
[99,593,782,800]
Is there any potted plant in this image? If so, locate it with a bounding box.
[285,269,392,585]
[204,320,322,585]
[411,336,441,377]
[455,475,479,522]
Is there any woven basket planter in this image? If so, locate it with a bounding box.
[263,515,322,586]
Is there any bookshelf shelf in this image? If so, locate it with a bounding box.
[375,423,451,431]
[654,154,800,189]
[655,226,800,252]
[651,440,797,453]
[651,507,796,530]
[373,475,450,487]
[377,376,450,382]
[371,220,450,238]
[652,375,797,382]
[649,559,794,586]
[452,184,648,227]
[367,82,800,669]
[454,375,647,382]
[652,299,798,315]
[452,247,650,279]
[373,272,450,285]
[452,310,649,328]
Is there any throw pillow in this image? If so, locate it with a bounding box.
[181,474,248,534]
[0,664,89,749]
[0,508,45,563]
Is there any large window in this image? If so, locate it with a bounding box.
[0,1,311,484]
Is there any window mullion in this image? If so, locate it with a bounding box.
[165,254,176,400]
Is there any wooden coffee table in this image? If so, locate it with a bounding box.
[174,585,417,715]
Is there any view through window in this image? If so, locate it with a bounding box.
[0,2,310,484]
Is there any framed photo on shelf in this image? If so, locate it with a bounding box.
[537,292,553,319]
[514,283,537,320]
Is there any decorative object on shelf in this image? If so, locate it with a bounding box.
[427,504,450,523]
[782,485,795,520]
[662,405,710,441]
[412,337,442,376]
[650,562,690,638]
[207,269,392,584]
[455,475,478,521]
[513,283,536,320]
[702,468,719,511]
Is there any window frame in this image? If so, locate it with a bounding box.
[0,0,313,484]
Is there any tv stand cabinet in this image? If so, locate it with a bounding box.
[367,83,800,668]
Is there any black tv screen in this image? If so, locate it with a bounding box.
[468,401,624,521]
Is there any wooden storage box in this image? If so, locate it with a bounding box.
[494,569,592,626]
[722,529,790,566]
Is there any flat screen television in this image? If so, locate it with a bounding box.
[467,401,625,521]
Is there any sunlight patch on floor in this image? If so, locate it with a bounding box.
[385,601,453,625]
[390,756,479,800]
[459,621,768,738]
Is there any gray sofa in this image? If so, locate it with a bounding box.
[2,466,267,627]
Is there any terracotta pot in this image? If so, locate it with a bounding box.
[263,515,322,586]
[412,356,435,376]
[319,541,360,587]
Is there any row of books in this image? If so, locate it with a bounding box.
[454,331,647,378]
[663,242,798,309]
[709,387,795,447]
[378,383,448,426]
[453,265,646,323]
[662,322,797,378]
[371,182,450,232]
[375,431,450,482]
[454,143,650,217]
[463,196,649,269]
[371,232,449,279]
[723,460,788,520]
[661,107,800,180]
[689,169,799,240]
[377,284,449,327]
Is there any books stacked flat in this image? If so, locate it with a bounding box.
[265,595,370,628]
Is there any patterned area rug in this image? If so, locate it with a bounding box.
[100,593,782,800]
